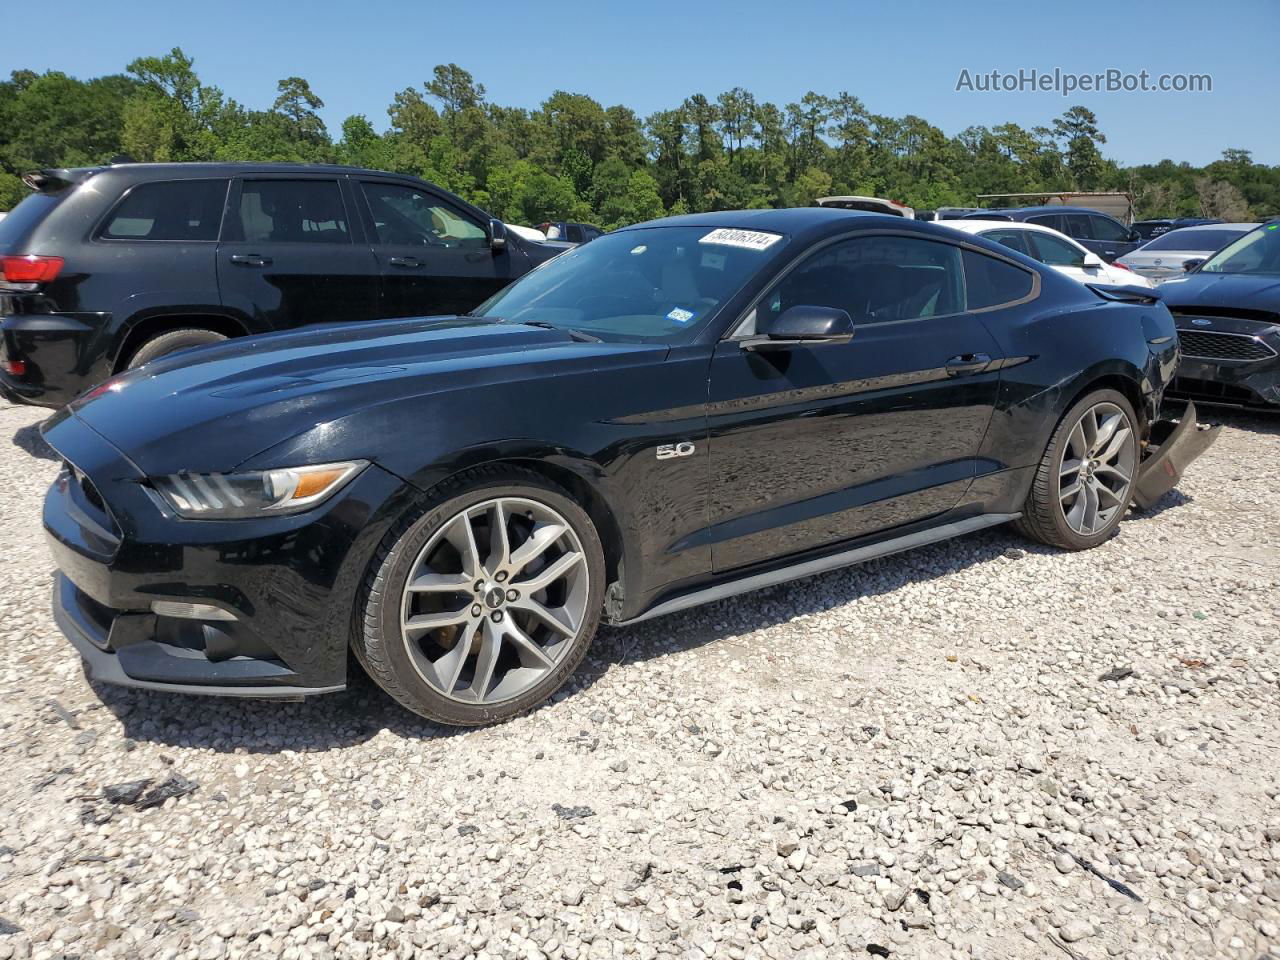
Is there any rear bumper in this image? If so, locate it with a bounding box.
[1,312,111,408]
[1132,401,1219,509]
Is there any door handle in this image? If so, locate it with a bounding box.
[229,254,272,266]
[388,256,424,268]
[945,353,992,376]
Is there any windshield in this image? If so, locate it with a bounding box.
[1141,228,1248,252]
[1200,223,1280,276]
[473,225,788,342]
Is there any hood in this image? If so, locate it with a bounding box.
[65,316,663,475]
[1158,272,1280,315]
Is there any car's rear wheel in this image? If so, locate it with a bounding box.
[1016,388,1139,550]
[355,467,605,725]
[126,328,228,369]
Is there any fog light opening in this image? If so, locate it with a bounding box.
[150,600,239,622]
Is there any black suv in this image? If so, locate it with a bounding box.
[0,163,561,407]
[961,206,1142,262]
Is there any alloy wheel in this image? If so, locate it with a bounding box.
[399,497,589,705]
[1057,401,1137,536]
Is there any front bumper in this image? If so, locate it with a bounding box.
[1165,316,1280,411]
[42,411,412,698]
[1132,402,1219,509]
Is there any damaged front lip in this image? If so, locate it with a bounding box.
[1132,401,1219,510]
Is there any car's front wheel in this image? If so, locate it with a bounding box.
[1016,388,1139,550]
[356,467,606,725]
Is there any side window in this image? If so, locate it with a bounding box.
[362,182,487,249]
[963,249,1035,310]
[566,224,585,244]
[977,229,1032,257]
[238,180,349,244]
[1061,214,1093,239]
[100,179,228,241]
[761,235,964,327]
[1089,215,1131,242]
[1027,214,1065,233]
[1028,232,1087,267]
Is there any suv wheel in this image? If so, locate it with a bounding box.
[355,466,606,725]
[1016,388,1139,550]
[126,328,228,369]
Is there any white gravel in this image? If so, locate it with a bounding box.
[0,400,1278,960]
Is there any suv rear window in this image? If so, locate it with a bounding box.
[0,191,65,246]
[101,179,228,241]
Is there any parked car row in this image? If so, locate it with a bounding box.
[1115,223,1258,281]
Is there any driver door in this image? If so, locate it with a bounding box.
[357,179,516,318]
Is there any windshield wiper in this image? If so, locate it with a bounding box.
[517,320,603,343]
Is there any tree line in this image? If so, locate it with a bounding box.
[1,49,1276,228]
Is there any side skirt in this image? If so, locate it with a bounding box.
[613,512,1020,627]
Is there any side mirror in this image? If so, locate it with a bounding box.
[1182,258,1206,273]
[745,305,854,351]
[1080,251,1104,268]
[488,218,507,252]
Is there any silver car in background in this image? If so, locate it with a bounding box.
[1117,223,1259,281]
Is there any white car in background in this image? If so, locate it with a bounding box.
[816,195,915,219]
[938,219,1152,288]
[1116,222,1259,282]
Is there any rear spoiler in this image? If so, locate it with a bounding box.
[20,168,96,192]
[1086,283,1164,304]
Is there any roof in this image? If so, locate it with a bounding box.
[934,218,1089,248]
[938,218,1076,237]
[50,161,412,179]
[974,205,1117,217]
[625,207,936,244]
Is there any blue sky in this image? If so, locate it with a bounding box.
[15,0,1277,167]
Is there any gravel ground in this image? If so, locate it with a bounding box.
[0,399,1277,960]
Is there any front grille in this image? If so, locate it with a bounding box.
[1176,330,1277,362]
[1168,376,1262,406]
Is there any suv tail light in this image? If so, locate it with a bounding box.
[1,255,64,283]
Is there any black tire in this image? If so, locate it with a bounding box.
[1015,387,1139,550]
[355,465,606,726]
[126,328,228,369]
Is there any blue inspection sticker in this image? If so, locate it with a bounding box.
[667,307,696,324]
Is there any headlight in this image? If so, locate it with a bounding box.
[151,461,368,519]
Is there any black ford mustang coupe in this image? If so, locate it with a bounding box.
[42,209,1214,725]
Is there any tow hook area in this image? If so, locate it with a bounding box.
[1133,401,1219,510]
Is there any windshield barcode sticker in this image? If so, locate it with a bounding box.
[699,228,783,251]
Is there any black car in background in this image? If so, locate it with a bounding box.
[40,208,1213,725]
[961,205,1142,262]
[1131,217,1223,242]
[0,163,561,407]
[1161,221,1280,410]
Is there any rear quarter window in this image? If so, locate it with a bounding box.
[100,179,228,241]
[0,191,64,246]
[963,249,1035,310]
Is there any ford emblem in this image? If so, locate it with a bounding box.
[1191,318,1212,326]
